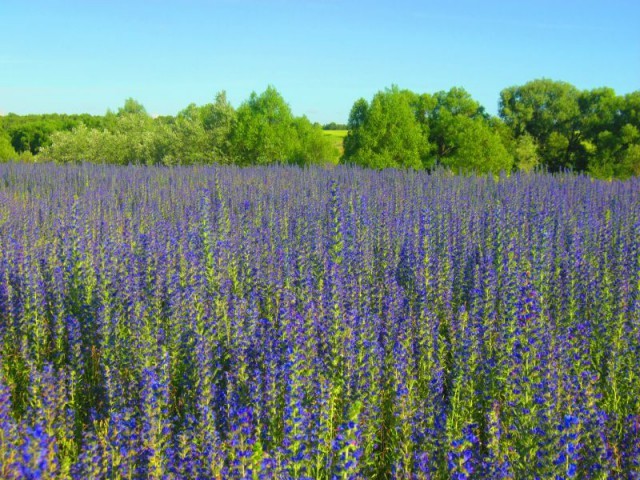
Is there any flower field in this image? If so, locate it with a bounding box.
[0,163,639,479]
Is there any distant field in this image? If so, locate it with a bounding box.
[322,129,348,138]
[323,129,347,156]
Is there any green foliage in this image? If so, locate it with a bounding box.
[500,80,580,138]
[581,91,640,179]
[433,87,485,118]
[230,86,297,165]
[342,86,431,169]
[109,111,161,165]
[117,97,148,116]
[588,127,640,179]
[39,97,228,165]
[159,112,213,165]
[499,79,640,176]
[39,124,112,163]
[2,79,639,177]
[513,133,540,172]
[437,114,513,173]
[323,122,348,130]
[27,90,335,167]
[0,113,105,155]
[0,134,18,161]
[230,86,335,166]
[499,79,583,171]
[40,114,168,166]
[343,86,513,173]
[199,91,236,163]
[292,116,340,165]
[428,88,512,173]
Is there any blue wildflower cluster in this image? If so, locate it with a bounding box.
[0,163,638,478]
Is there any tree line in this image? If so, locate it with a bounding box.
[0,88,339,167]
[1,79,638,178]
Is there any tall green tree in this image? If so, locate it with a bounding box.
[169,104,215,164]
[429,88,512,173]
[229,86,334,166]
[229,86,298,165]
[499,79,583,171]
[0,134,18,161]
[342,86,431,169]
[512,133,540,172]
[199,91,237,163]
[343,98,369,161]
[117,98,148,117]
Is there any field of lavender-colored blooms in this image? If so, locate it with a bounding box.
[0,163,639,479]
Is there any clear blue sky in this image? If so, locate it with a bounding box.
[1,0,638,124]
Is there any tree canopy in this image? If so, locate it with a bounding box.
[0,134,18,161]
[343,86,511,173]
[343,86,430,169]
[229,86,337,166]
[498,79,640,178]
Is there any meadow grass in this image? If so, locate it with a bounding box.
[323,129,347,156]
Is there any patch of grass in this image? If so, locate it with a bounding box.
[323,130,347,156]
[322,129,348,138]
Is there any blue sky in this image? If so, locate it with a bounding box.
[1,0,638,123]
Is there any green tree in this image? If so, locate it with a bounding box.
[342,86,431,169]
[118,98,148,117]
[166,112,213,165]
[110,110,158,165]
[429,88,512,173]
[8,122,50,154]
[292,116,340,165]
[588,123,640,179]
[572,88,640,178]
[228,86,332,166]
[0,113,106,157]
[499,79,582,171]
[39,124,113,163]
[0,134,18,161]
[621,91,640,128]
[229,86,297,165]
[434,113,512,173]
[499,81,640,177]
[433,87,485,118]
[343,98,369,161]
[513,133,540,172]
[40,99,167,165]
[323,122,348,130]
[199,91,236,163]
